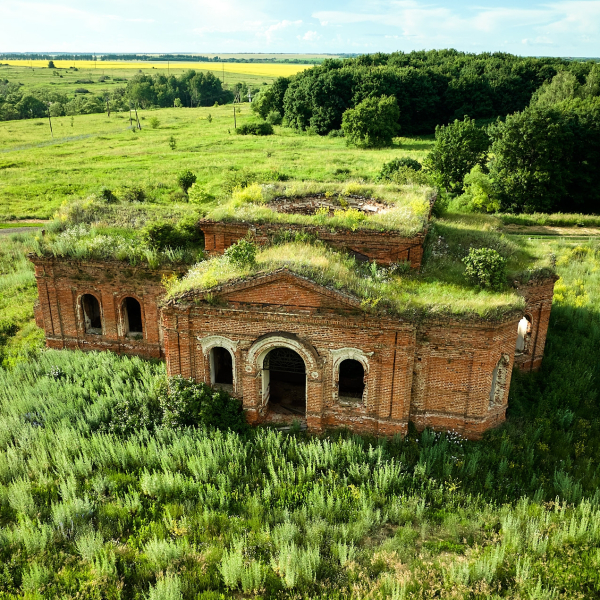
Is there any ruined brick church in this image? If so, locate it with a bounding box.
[31,207,556,439]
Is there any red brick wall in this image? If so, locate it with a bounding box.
[29,256,181,360]
[162,294,523,439]
[30,256,555,440]
[199,220,427,268]
[514,277,557,372]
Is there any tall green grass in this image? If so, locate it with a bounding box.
[0,238,599,598]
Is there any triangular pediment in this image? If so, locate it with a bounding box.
[197,269,362,311]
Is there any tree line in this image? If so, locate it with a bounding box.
[0,70,240,121]
[256,50,598,135]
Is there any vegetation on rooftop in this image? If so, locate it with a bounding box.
[166,221,546,319]
[26,198,205,267]
[205,181,434,237]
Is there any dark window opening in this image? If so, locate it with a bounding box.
[264,347,306,416]
[81,294,102,335]
[124,297,143,336]
[212,347,234,386]
[338,359,365,401]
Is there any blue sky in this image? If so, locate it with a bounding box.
[1,0,599,56]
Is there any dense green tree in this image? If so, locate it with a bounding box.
[280,51,585,135]
[530,71,581,107]
[341,95,400,148]
[424,116,490,193]
[488,105,573,213]
[15,95,46,119]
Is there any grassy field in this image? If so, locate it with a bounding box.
[0,230,599,598]
[0,104,433,219]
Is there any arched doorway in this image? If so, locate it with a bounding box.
[263,347,306,416]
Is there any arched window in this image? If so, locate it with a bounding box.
[123,297,143,337]
[211,347,234,390]
[515,315,532,354]
[338,359,365,402]
[81,294,102,335]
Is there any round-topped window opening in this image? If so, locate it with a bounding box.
[338,359,365,401]
[211,347,234,386]
[516,315,532,354]
[81,294,102,335]
[123,297,143,336]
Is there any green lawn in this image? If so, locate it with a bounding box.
[0,104,433,219]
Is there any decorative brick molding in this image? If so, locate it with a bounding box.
[29,256,185,360]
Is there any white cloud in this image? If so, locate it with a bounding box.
[260,19,303,43]
[298,30,320,41]
[313,1,600,49]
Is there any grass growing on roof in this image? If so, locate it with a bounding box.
[205,181,434,236]
[26,197,205,267]
[167,240,525,319]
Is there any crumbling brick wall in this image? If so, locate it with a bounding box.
[30,256,557,439]
[161,272,524,439]
[30,256,181,359]
[199,220,427,268]
[514,277,558,372]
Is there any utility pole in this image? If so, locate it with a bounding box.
[134,103,142,130]
[47,105,53,138]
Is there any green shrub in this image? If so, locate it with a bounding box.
[149,116,160,129]
[266,110,282,125]
[188,183,213,205]
[120,186,146,202]
[462,247,507,290]
[236,122,274,136]
[159,376,247,433]
[99,187,118,203]
[452,165,499,213]
[424,116,490,193]
[224,238,257,267]
[141,220,200,251]
[378,157,422,180]
[231,183,264,205]
[177,170,197,194]
[341,95,400,148]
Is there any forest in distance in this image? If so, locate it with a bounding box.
[0,48,600,599]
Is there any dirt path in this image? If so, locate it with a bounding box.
[502,224,600,236]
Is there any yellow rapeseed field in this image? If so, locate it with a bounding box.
[3,60,311,78]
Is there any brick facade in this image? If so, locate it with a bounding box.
[161,270,527,439]
[514,277,559,372]
[30,256,557,439]
[199,220,428,268]
[30,256,184,360]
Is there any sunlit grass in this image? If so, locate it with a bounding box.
[168,240,525,318]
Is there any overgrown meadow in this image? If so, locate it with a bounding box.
[0,102,433,219]
[0,232,599,599]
